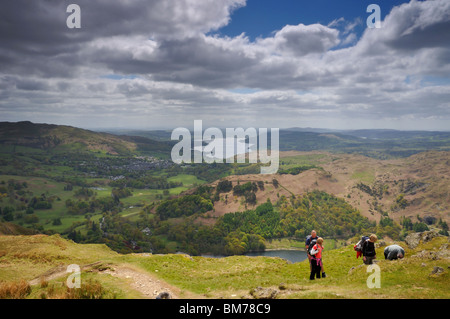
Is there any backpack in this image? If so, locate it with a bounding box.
[354,236,369,252]
[307,236,318,255]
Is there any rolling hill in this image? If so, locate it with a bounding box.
[0,121,172,156]
[202,150,450,225]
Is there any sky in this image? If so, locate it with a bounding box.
[0,0,449,131]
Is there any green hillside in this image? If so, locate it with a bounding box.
[0,233,448,299]
[0,121,172,156]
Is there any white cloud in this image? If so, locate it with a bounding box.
[0,0,449,130]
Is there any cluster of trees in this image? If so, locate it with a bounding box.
[166,162,232,182]
[218,201,279,239]
[28,194,53,210]
[111,187,132,199]
[233,182,259,204]
[109,176,182,190]
[65,196,122,215]
[146,191,396,256]
[156,195,213,220]
[355,182,388,199]
[216,180,232,193]
[278,165,318,175]
[0,179,28,192]
[276,191,376,239]
[74,187,95,198]
[155,179,267,221]
[0,206,15,221]
[400,215,449,235]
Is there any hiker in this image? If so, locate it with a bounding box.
[309,237,324,280]
[306,230,326,277]
[384,244,405,260]
[305,230,318,258]
[361,234,378,265]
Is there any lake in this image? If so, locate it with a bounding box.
[202,249,308,264]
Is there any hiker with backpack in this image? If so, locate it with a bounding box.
[361,234,378,265]
[354,235,369,259]
[306,230,326,278]
[309,237,325,280]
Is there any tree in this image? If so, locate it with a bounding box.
[272,179,279,188]
[413,222,429,232]
[216,180,232,193]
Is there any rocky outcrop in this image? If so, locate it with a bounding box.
[404,230,441,249]
[249,287,278,299]
[411,242,450,260]
[156,292,172,299]
[429,266,445,277]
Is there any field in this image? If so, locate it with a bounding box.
[0,173,207,235]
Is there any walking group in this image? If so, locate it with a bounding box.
[305,230,326,280]
[305,230,406,280]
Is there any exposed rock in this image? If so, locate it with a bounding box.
[412,250,440,260]
[405,230,441,249]
[377,240,386,248]
[348,264,364,275]
[156,291,172,299]
[411,240,450,260]
[249,287,278,299]
[429,266,445,277]
[278,283,287,290]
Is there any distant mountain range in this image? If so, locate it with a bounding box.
[105,126,450,159]
[1,121,450,159]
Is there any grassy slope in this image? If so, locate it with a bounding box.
[0,234,448,299]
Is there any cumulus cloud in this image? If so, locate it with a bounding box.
[270,24,340,56]
[0,0,449,130]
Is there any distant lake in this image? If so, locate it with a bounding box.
[246,250,307,263]
[202,249,307,264]
[193,137,257,161]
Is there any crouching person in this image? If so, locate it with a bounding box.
[384,244,405,260]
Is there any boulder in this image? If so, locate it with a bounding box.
[249,287,278,299]
[405,230,440,249]
[377,240,386,248]
[429,266,445,277]
[155,292,172,299]
[278,283,288,290]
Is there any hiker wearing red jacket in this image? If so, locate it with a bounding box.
[309,237,324,280]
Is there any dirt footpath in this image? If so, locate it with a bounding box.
[29,262,198,299]
[102,266,180,299]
